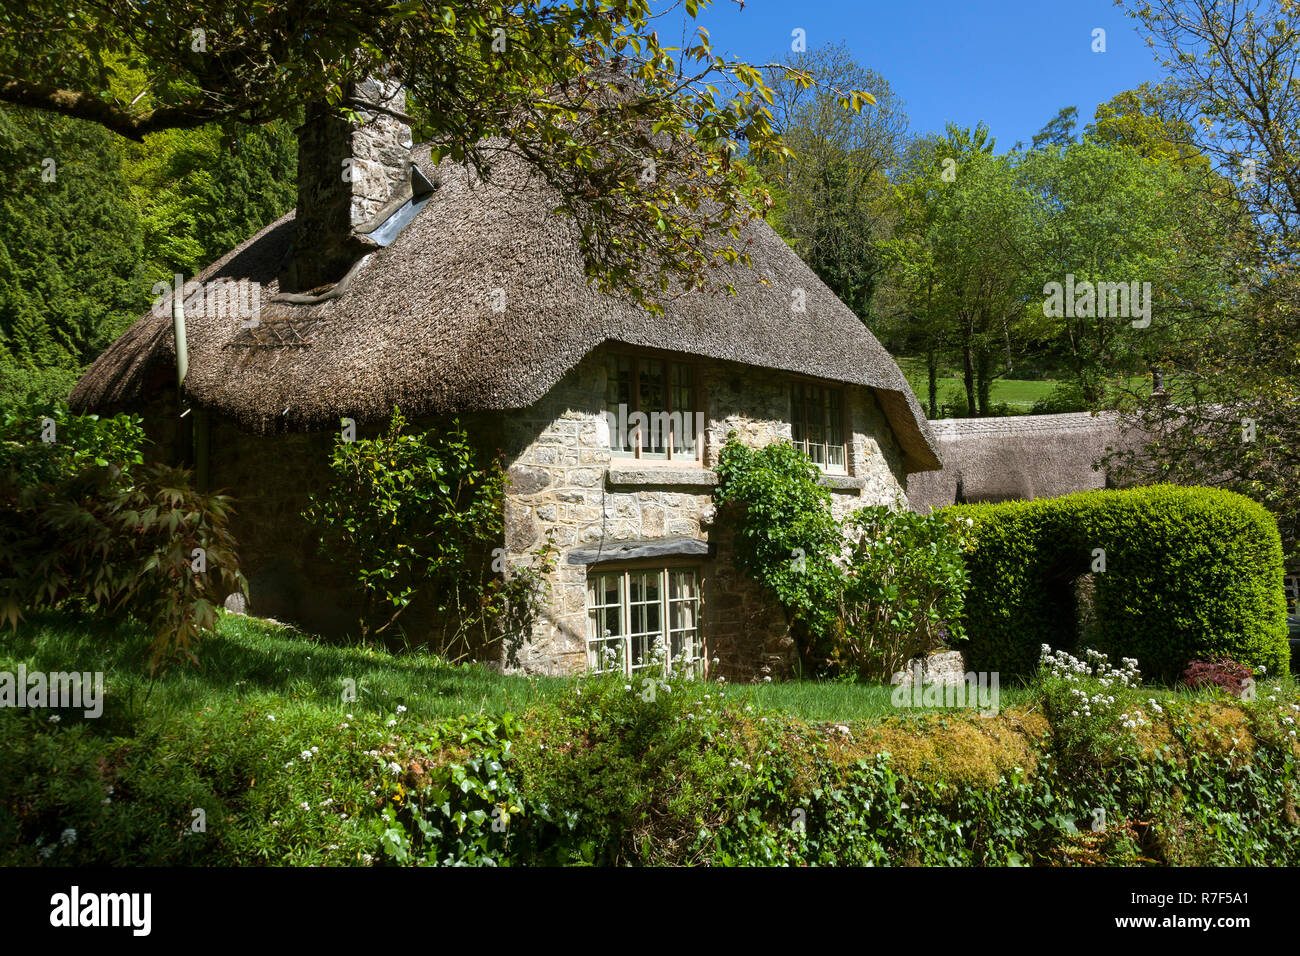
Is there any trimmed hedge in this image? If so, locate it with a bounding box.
[946,485,1289,681]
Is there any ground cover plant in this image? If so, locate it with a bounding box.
[4,611,1297,867]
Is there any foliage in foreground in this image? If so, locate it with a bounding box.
[4,615,1297,867]
[0,400,244,668]
[301,408,554,661]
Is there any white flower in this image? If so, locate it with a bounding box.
[299,802,310,811]
[60,828,77,846]
[267,714,276,722]
[346,713,354,720]
[396,705,407,714]
[386,719,397,727]
[48,714,61,723]
[300,750,313,760]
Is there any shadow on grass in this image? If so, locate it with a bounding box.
[5,610,569,730]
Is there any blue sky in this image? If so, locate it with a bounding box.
[663,0,1168,150]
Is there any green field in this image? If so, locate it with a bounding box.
[895,358,1151,416]
[896,358,1058,414]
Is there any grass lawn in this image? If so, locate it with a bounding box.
[4,610,1029,724]
[896,357,1058,413]
[5,610,1269,727]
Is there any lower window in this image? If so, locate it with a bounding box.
[586,567,702,677]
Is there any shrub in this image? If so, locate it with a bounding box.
[302,408,553,658]
[837,505,969,679]
[714,435,845,669]
[0,400,244,668]
[949,485,1289,681]
[1180,658,1256,698]
[715,437,969,678]
[1029,381,1090,415]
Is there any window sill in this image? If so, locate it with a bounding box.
[567,536,712,565]
[606,466,718,488]
[818,474,866,491]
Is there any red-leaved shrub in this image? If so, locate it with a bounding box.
[1180,657,1255,697]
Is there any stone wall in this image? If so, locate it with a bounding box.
[499,346,910,679]
[200,345,914,678]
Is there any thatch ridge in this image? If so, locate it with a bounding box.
[907,411,1124,511]
[71,144,940,472]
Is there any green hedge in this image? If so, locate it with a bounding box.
[946,485,1289,681]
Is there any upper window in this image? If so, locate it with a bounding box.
[586,566,702,677]
[791,381,846,472]
[606,353,701,461]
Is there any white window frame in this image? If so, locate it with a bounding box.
[586,566,702,677]
[790,379,847,473]
[605,353,703,463]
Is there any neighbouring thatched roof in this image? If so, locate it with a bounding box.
[906,411,1126,512]
[71,144,940,472]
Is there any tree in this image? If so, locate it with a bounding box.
[880,124,1036,417]
[1017,137,1235,406]
[0,1,873,313]
[1085,83,1206,168]
[0,106,148,402]
[1109,0,1300,556]
[124,119,299,285]
[1031,105,1078,150]
[759,43,908,318]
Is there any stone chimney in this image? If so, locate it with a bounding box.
[287,75,414,292]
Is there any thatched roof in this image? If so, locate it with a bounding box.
[71,145,940,472]
[907,411,1124,512]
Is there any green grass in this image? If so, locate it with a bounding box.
[3,611,574,725]
[895,357,1150,416]
[6,611,1269,727]
[896,357,1058,413]
[5,610,1023,724]
[720,676,1038,721]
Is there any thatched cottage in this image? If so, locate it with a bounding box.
[71,80,942,679]
[906,411,1122,511]
[907,410,1300,627]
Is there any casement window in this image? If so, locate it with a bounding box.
[791,380,846,472]
[586,567,702,677]
[606,353,701,461]
[1285,575,1299,615]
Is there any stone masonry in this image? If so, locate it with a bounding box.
[498,346,910,679]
